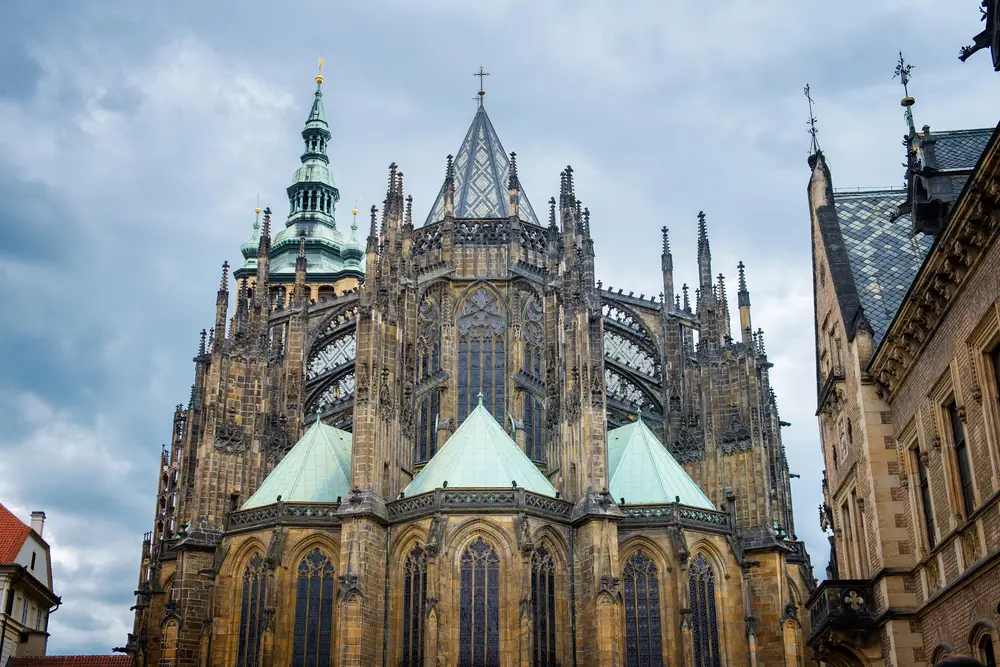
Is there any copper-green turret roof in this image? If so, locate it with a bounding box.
[403,394,556,497]
[242,419,352,509]
[608,416,714,509]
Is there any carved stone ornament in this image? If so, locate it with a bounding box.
[426,512,446,557]
[513,513,533,554]
[666,524,689,566]
[214,409,247,454]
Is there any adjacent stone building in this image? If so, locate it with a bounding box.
[805,77,1000,664]
[126,70,815,666]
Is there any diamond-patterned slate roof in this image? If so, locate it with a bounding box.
[931,128,993,171]
[833,189,933,347]
[424,106,540,226]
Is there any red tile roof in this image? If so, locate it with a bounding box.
[0,503,31,564]
[7,657,131,667]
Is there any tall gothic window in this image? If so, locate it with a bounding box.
[402,545,428,666]
[292,548,335,667]
[689,554,722,667]
[531,546,556,667]
[459,537,500,666]
[457,287,506,424]
[948,400,975,517]
[622,551,663,667]
[236,554,268,667]
[522,294,546,462]
[415,291,442,464]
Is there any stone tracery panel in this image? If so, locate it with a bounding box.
[604,367,661,417]
[307,331,357,381]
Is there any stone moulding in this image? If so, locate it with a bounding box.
[225,501,342,534]
[386,487,574,524]
[618,502,732,535]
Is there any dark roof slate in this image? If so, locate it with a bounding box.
[932,128,994,171]
[833,190,933,347]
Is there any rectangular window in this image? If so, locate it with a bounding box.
[21,600,28,624]
[948,400,975,517]
[35,609,42,630]
[30,552,36,571]
[3,589,12,616]
[991,343,1000,401]
[840,501,855,579]
[916,451,936,549]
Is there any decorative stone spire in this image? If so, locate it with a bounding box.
[508,151,520,219]
[214,261,230,348]
[443,154,456,219]
[661,226,674,310]
[697,211,712,294]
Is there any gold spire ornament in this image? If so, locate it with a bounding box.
[316,55,325,85]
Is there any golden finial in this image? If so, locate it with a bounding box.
[352,195,361,218]
[315,55,325,85]
[255,194,261,216]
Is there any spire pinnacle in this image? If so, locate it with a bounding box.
[682,283,690,311]
[508,151,519,190]
[804,83,820,156]
[661,226,671,255]
[738,261,748,293]
[697,211,708,247]
[893,51,917,134]
[315,55,325,86]
[548,197,557,229]
[717,273,727,304]
[219,261,230,293]
[473,66,490,106]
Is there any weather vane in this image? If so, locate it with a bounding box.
[893,51,916,132]
[474,66,490,106]
[316,53,325,85]
[804,83,820,155]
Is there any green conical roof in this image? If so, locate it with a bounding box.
[242,419,352,509]
[403,396,556,497]
[608,417,714,509]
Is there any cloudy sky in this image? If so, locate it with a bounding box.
[0,0,997,655]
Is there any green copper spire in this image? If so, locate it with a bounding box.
[240,206,262,270]
[285,69,339,229]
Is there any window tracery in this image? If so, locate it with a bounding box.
[402,545,428,666]
[605,368,661,417]
[292,548,335,667]
[457,287,507,424]
[604,330,658,378]
[307,332,356,381]
[531,546,556,667]
[623,551,663,667]
[459,537,500,666]
[416,291,442,463]
[522,294,545,462]
[236,554,268,667]
[689,554,722,667]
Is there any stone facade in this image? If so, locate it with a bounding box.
[126,79,814,666]
[806,98,1000,665]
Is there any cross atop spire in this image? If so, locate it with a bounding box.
[474,66,490,106]
[804,83,820,155]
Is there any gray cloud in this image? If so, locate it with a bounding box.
[0,0,995,654]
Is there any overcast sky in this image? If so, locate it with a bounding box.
[0,0,997,656]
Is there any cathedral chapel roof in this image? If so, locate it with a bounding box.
[424,104,540,226]
[402,395,557,498]
[242,419,352,509]
[607,416,715,509]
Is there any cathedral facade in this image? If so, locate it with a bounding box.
[127,73,814,667]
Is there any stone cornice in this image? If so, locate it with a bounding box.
[871,130,1000,401]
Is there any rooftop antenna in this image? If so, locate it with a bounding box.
[893,51,916,134]
[804,84,820,155]
[473,65,490,107]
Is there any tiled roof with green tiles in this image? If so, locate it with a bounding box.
[403,395,557,497]
[242,420,352,509]
[608,417,714,509]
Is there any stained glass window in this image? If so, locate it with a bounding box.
[522,294,545,462]
[459,537,500,667]
[415,290,442,464]
[622,551,663,667]
[236,554,268,667]
[402,545,428,666]
[531,546,556,666]
[457,288,506,424]
[689,554,722,667]
[291,548,335,667]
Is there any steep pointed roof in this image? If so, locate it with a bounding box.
[242,420,352,509]
[608,418,714,509]
[424,106,540,226]
[403,396,556,497]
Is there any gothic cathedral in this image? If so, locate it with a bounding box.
[127,72,814,666]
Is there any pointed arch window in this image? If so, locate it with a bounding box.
[415,290,442,463]
[402,545,428,666]
[623,551,663,667]
[292,548,335,667]
[690,554,722,667]
[236,554,268,667]
[457,287,507,424]
[531,546,556,667]
[459,537,500,666]
[522,294,546,462]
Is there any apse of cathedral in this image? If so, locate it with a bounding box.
[128,68,814,667]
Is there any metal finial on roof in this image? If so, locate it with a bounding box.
[315,55,325,85]
[893,51,917,133]
[636,406,642,422]
[804,83,820,155]
[477,391,484,406]
[473,66,490,106]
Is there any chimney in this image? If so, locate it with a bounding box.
[30,511,45,538]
